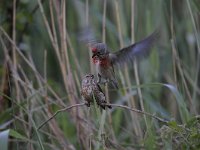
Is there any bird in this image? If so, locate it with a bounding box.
[88,29,160,89]
[80,74,112,109]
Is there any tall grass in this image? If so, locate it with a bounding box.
[0,0,200,149]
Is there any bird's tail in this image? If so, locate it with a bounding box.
[97,100,112,110]
[100,104,112,110]
[100,105,106,110]
[106,104,112,109]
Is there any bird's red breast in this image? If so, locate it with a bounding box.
[92,56,110,67]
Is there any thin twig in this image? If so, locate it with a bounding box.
[106,104,168,124]
[37,103,86,130]
[37,102,168,131]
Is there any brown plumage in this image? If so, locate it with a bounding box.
[81,74,112,110]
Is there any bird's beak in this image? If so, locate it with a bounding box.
[92,53,97,58]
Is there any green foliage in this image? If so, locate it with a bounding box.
[0,129,27,150]
[0,130,9,150]
[9,129,27,140]
[158,117,200,149]
[0,0,199,149]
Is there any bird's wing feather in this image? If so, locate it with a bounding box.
[109,29,160,66]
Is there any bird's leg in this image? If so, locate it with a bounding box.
[97,73,101,84]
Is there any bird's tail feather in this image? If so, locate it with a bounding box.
[100,104,112,110]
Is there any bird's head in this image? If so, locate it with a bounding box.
[90,43,108,58]
[82,74,95,85]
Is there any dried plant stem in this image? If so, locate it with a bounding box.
[107,104,168,123]
[131,0,135,43]
[37,102,168,131]
[102,0,116,144]
[186,0,200,114]
[132,0,147,128]
[171,39,194,113]
[12,2,20,150]
[114,0,142,137]
[170,0,195,114]
[12,0,20,101]
[49,0,59,55]
[85,0,94,74]
[102,0,107,43]
[170,0,177,84]
[133,61,147,126]
[130,0,143,137]
[37,0,60,57]
[115,0,123,47]
[0,27,66,106]
[86,0,89,24]
[131,0,147,129]
[37,103,86,130]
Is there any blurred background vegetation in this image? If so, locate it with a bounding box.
[0,0,200,149]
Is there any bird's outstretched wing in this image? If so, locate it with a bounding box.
[109,29,160,66]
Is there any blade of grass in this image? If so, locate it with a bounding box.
[0,129,10,150]
[111,82,190,122]
[115,0,143,137]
